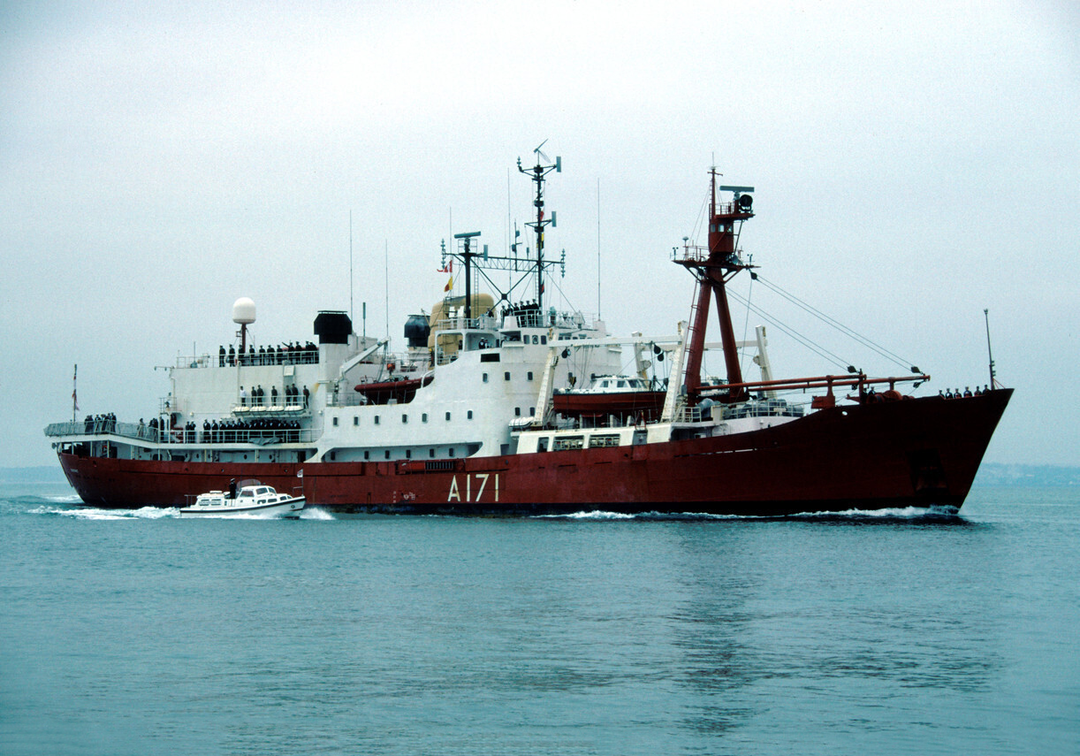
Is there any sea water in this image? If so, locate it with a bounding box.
[1,483,1077,755]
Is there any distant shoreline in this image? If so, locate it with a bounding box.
[973,463,1080,487]
[3,463,1078,488]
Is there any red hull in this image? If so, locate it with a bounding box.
[305,390,1010,515]
[59,390,1011,515]
[58,456,303,508]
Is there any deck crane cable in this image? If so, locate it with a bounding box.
[753,274,918,373]
[727,288,852,372]
[739,257,755,378]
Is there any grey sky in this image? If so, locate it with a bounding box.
[2,0,1077,467]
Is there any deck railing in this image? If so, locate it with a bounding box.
[176,349,320,369]
[45,421,314,446]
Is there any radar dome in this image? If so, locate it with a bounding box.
[232,297,256,325]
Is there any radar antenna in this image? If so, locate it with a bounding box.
[518,142,562,311]
[534,139,550,161]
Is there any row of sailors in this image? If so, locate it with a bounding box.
[78,415,302,444]
[176,417,303,444]
[239,384,309,407]
[218,342,319,367]
[83,414,117,433]
[940,386,991,398]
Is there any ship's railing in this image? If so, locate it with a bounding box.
[504,309,546,329]
[46,420,155,440]
[719,398,807,420]
[499,308,595,332]
[672,244,747,267]
[46,420,316,446]
[176,348,320,369]
[673,406,708,424]
[552,310,594,332]
[165,396,316,416]
[432,314,498,333]
[231,400,310,413]
[327,392,366,408]
[165,428,310,445]
[670,396,809,424]
[429,309,597,344]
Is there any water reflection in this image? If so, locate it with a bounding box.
[666,519,1004,738]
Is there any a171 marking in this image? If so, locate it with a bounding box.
[447,473,500,503]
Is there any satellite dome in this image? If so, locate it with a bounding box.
[232,297,256,325]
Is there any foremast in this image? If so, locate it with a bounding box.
[672,171,931,409]
[675,171,756,403]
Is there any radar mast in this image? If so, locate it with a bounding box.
[518,141,561,312]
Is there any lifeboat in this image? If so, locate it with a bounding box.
[552,375,666,422]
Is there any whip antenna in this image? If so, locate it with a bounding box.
[984,308,997,388]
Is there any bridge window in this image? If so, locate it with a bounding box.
[553,436,585,451]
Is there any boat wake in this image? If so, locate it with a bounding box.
[298,507,335,520]
[787,505,963,521]
[26,504,180,520]
[540,505,963,522]
[542,510,638,521]
[11,497,325,520]
[538,510,740,521]
[44,493,82,504]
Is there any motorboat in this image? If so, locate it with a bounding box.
[180,480,305,518]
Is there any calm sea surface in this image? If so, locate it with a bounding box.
[2,483,1077,756]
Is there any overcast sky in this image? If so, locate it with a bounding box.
[2,0,1077,468]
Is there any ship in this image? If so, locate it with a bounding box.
[45,149,1012,515]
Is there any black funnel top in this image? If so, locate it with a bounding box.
[313,311,352,344]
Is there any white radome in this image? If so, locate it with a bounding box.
[232,297,256,325]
